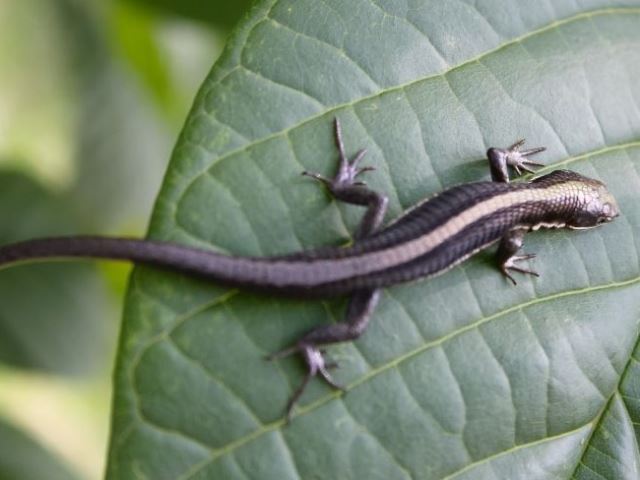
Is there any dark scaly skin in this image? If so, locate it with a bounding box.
[0,119,620,420]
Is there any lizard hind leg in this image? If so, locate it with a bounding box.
[302,117,388,239]
[303,118,373,187]
[267,289,380,421]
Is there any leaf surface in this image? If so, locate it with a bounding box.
[107,2,640,478]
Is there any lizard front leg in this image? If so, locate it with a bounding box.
[270,118,387,420]
[488,139,545,283]
[496,228,539,285]
[302,117,388,239]
[487,138,545,183]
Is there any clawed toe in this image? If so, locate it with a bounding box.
[501,253,539,285]
[317,366,344,391]
[349,148,368,169]
[301,170,331,185]
[356,165,376,176]
[520,147,546,159]
[335,146,374,186]
[269,342,344,421]
[505,140,546,177]
[489,139,546,182]
[513,164,536,176]
[301,118,375,191]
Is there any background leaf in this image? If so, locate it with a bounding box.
[107,1,640,478]
[122,0,254,29]
[0,171,112,375]
[0,417,80,480]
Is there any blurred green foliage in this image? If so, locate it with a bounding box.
[0,418,80,480]
[0,171,112,376]
[0,0,237,478]
[125,0,254,28]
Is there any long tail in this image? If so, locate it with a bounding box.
[0,236,219,270]
[0,236,358,296]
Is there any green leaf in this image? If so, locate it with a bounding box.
[0,172,113,375]
[107,2,640,478]
[0,415,80,480]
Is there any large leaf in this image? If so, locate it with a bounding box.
[107,2,640,478]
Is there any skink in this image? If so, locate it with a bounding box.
[0,119,620,418]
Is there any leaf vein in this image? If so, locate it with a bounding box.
[264,16,380,87]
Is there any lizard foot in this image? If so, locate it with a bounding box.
[267,342,344,422]
[502,139,546,176]
[302,117,375,189]
[500,253,539,285]
[487,139,546,181]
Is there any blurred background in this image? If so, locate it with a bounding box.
[0,0,251,478]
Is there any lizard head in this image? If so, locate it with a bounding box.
[565,176,620,230]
